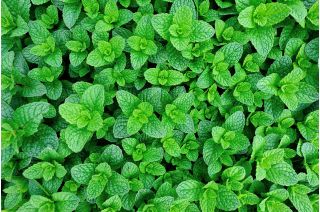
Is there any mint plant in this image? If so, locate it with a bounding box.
[1,0,319,211]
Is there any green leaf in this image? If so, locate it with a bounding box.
[101,145,124,167]
[23,162,46,179]
[127,116,143,135]
[170,0,197,19]
[11,16,28,37]
[219,42,243,65]
[197,69,213,89]
[71,163,95,184]
[266,162,298,186]
[151,14,173,40]
[13,102,51,136]
[238,6,255,28]
[286,0,307,27]
[145,162,166,176]
[3,0,30,21]
[173,93,194,112]
[248,26,275,57]
[121,162,139,178]
[70,52,87,67]
[250,112,274,127]
[305,38,319,62]
[45,49,62,67]
[116,90,141,116]
[285,38,304,57]
[21,78,47,97]
[176,180,204,201]
[121,138,137,155]
[167,43,189,71]
[200,189,217,212]
[224,111,245,132]
[110,36,126,57]
[87,174,108,199]
[81,84,105,113]
[130,51,148,70]
[135,15,154,40]
[64,125,92,153]
[63,3,82,29]
[163,138,181,157]
[203,140,224,166]
[142,115,166,138]
[264,3,291,26]
[106,172,130,195]
[289,185,313,212]
[113,115,130,138]
[59,103,86,125]
[144,68,185,86]
[103,195,122,211]
[190,20,215,42]
[86,49,107,67]
[45,80,62,100]
[52,192,80,211]
[216,186,240,211]
[28,21,51,44]
[31,0,49,5]
[143,147,163,162]
[257,73,280,95]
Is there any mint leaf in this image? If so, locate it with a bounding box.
[80,84,105,113]
[266,162,298,186]
[116,90,141,116]
[176,180,204,201]
[216,186,240,211]
[71,163,95,184]
[248,26,275,57]
[64,126,92,153]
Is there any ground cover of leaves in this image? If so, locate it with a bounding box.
[1,0,319,211]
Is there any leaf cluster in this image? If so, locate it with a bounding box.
[1,0,319,211]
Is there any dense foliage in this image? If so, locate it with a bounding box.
[1,0,319,211]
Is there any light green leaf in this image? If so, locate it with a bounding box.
[142,115,166,138]
[287,0,307,27]
[151,14,173,40]
[266,162,298,186]
[173,93,194,112]
[31,0,49,5]
[238,6,255,28]
[200,189,217,212]
[248,26,275,57]
[86,49,107,67]
[116,90,141,116]
[64,125,92,153]
[263,3,291,26]
[52,192,80,212]
[163,138,181,157]
[145,162,166,176]
[59,103,86,125]
[176,180,204,201]
[216,186,240,211]
[289,185,313,212]
[224,111,245,132]
[130,51,148,70]
[28,21,50,44]
[106,172,130,195]
[219,42,243,65]
[71,163,95,184]
[63,3,82,29]
[81,84,105,113]
[190,20,215,42]
[87,174,108,199]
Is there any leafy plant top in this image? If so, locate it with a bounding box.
[1,0,319,211]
